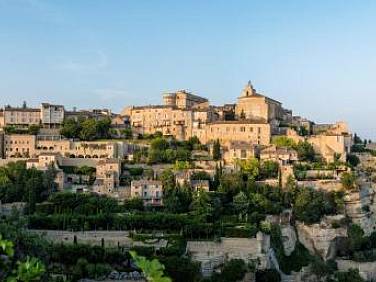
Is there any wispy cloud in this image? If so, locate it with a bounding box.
[57,51,109,74]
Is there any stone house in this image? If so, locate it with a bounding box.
[130,180,163,206]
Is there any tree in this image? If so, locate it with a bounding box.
[347,154,360,167]
[341,172,357,190]
[353,133,362,144]
[237,158,260,180]
[130,251,171,282]
[260,160,279,179]
[271,136,296,148]
[334,269,365,282]
[190,190,213,221]
[28,125,40,135]
[0,235,45,282]
[212,139,221,161]
[79,119,97,141]
[60,118,81,139]
[294,141,315,162]
[293,187,338,224]
[122,128,133,139]
[214,259,247,282]
[96,118,111,139]
[256,270,281,282]
[233,191,249,220]
[164,184,192,213]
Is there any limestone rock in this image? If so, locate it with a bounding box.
[281,225,297,256]
[296,215,347,260]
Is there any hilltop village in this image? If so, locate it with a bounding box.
[1,82,375,282]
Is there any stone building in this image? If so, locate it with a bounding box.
[125,82,289,146]
[130,180,163,206]
[235,81,284,122]
[40,103,65,128]
[93,159,121,194]
[26,152,65,190]
[259,145,298,164]
[222,141,258,164]
[197,120,271,145]
[162,90,208,109]
[2,134,122,159]
[0,105,40,128]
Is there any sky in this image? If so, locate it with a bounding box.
[0,0,376,139]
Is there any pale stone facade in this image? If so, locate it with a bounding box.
[198,121,271,145]
[235,81,284,122]
[40,103,65,127]
[286,128,352,163]
[3,134,119,159]
[93,159,121,194]
[259,144,298,164]
[130,180,163,206]
[163,90,208,109]
[222,141,258,164]
[1,106,40,127]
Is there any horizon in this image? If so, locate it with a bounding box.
[1,0,376,139]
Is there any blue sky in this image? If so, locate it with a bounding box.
[0,1,376,138]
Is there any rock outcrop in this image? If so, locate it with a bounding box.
[344,186,376,235]
[296,215,347,260]
[281,225,297,256]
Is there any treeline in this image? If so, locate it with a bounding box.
[147,136,206,164]
[0,161,56,212]
[28,213,216,238]
[60,117,112,141]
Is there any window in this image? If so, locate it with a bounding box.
[241,149,247,158]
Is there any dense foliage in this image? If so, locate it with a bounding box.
[60,117,112,141]
[0,161,56,212]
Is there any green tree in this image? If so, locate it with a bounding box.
[122,128,133,139]
[237,158,260,180]
[60,118,81,139]
[190,190,213,221]
[260,160,279,179]
[164,184,192,213]
[233,191,249,220]
[271,136,296,148]
[0,235,45,282]
[96,118,111,139]
[347,154,360,167]
[79,119,97,141]
[334,269,365,282]
[212,139,221,161]
[130,251,171,282]
[28,125,40,135]
[214,259,247,282]
[294,141,315,162]
[341,172,357,190]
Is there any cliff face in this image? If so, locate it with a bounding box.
[344,186,376,235]
[281,225,297,256]
[296,215,347,260]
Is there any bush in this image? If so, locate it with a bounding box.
[256,269,281,282]
[223,224,258,238]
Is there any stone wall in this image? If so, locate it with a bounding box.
[297,180,342,191]
[337,259,376,281]
[187,233,270,276]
